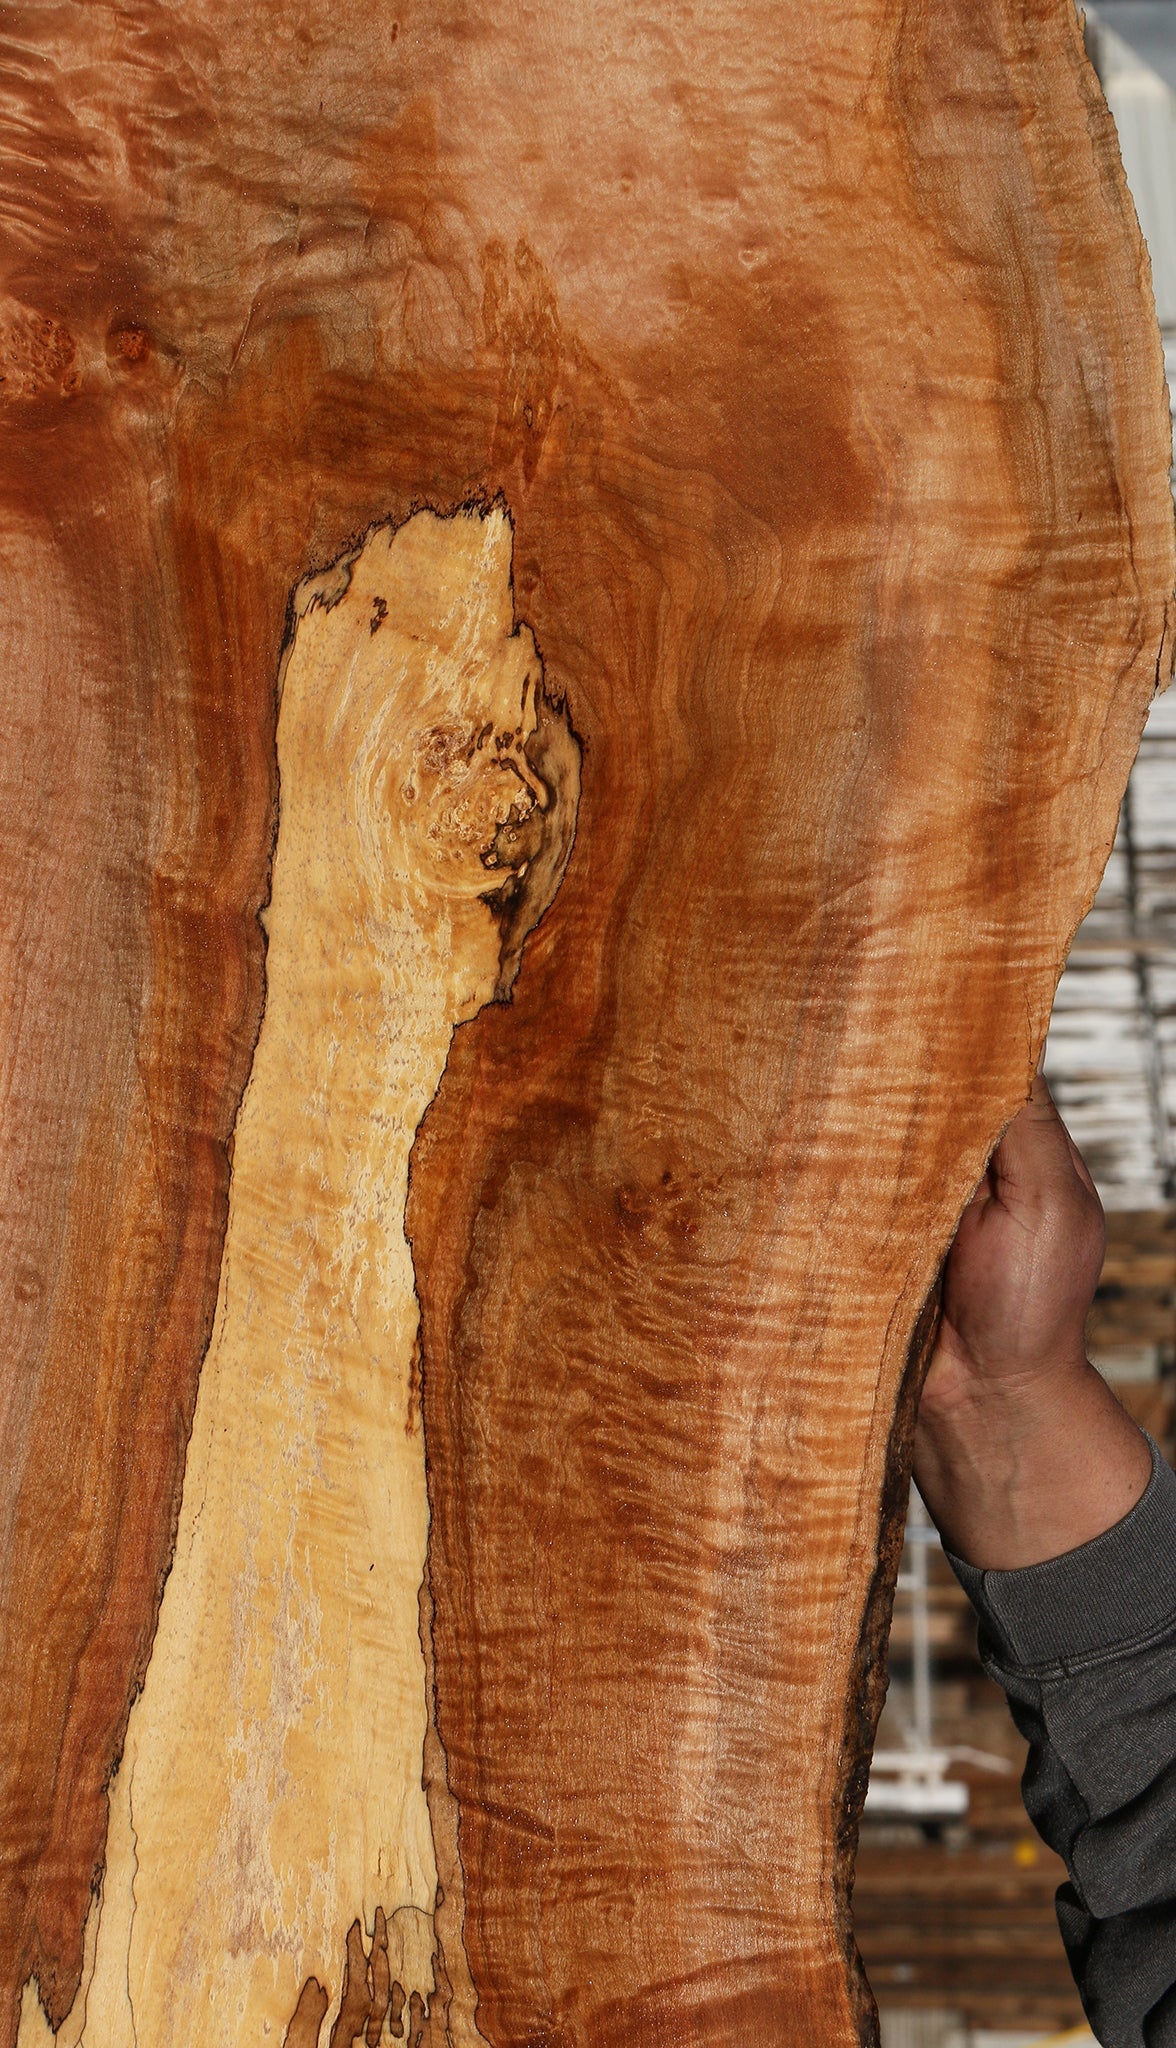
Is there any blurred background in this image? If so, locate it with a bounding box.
[858,8,1176,2042]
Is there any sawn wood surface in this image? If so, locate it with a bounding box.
[0,2,1172,2044]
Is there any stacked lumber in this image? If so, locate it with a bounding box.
[855,1840,1085,2034]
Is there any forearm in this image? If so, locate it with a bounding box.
[913,1347,1153,1571]
[946,1440,1176,2048]
[915,1077,1176,2041]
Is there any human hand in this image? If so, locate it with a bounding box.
[926,1071,1104,1401]
[913,1073,1152,1569]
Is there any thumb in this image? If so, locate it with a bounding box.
[990,1071,1098,1209]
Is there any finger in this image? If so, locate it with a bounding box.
[1033,1061,1098,1195]
[989,1071,1096,1207]
[946,1157,999,1256]
[1064,1126,1098,1199]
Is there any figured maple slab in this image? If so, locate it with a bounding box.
[0,2,1172,2045]
[22,507,576,2048]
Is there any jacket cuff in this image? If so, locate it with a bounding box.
[947,1437,1176,1669]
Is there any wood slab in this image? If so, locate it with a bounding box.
[0,2,1171,2044]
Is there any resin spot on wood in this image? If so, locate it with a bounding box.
[16,505,578,2048]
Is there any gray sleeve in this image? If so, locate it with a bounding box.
[948,1439,1176,2048]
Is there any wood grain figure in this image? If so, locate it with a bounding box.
[0,2,1171,2044]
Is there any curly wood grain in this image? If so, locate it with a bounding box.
[0,1,1172,2043]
